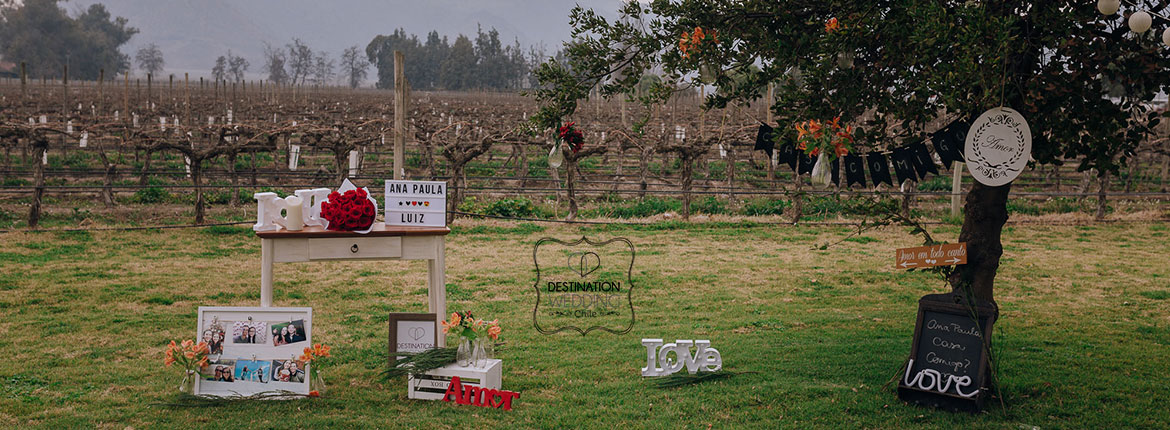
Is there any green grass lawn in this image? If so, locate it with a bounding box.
[1,220,1168,429]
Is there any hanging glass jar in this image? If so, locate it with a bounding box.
[548,141,564,168]
[810,152,832,185]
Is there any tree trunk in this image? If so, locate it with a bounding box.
[29,145,46,228]
[102,164,116,208]
[139,149,153,186]
[192,160,205,225]
[446,164,465,225]
[1095,171,1109,221]
[566,157,579,221]
[947,182,1012,302]
[681,154,694,220]
[227,152,239,206]
[638,146,650,199]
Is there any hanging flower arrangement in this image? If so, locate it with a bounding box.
[794,117,855,162]
[557,121,585,154]
[678,26,719,59]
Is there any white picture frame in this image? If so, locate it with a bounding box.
[195,306,313,397]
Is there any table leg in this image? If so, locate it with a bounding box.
[427,237,446,347]
[261,238,273,307]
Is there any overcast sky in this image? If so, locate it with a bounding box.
[68,0,622,78]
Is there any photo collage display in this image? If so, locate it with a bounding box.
[195,307,312,396]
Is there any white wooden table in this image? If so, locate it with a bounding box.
[255,222,451,346]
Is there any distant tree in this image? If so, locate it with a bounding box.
[135,43,165,76]
[212,55,227,81]
[339,45,369,89]
[262,42,289,85]
[440,34,477,90]
[286,38,314,85]
[0,0,137,79]
[227,52,248,83]
[312,52,334,85]
[366,28,424,89]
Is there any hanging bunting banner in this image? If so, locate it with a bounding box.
[830,158,840,185]
[891,147,918,185]
[931,121,968,169]
[867,153,893,187]
[754,124,775,156]
[780,140,798,170]
[844,155,867,188]
[797,153,815,175]
[909,143,940,178]
[965,107,1032,186]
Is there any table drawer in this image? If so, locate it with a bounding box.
[307,237,402,260]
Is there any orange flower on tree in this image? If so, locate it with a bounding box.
[825,17,842,33]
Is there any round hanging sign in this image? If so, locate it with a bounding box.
[964,107,1031,186]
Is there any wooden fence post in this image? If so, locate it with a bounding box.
[394,50,408,180]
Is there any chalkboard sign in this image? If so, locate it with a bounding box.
[898,293,997,412]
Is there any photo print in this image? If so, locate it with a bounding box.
[270,319,307,346]
[201,318,227,355]
[200,359,237,382]
[272,359,307,383]
[234,359,271,383]
[232,320,267,344]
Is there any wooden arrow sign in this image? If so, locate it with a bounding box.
[895,243,967,269]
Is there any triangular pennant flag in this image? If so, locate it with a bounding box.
[830,158,841,185]
[867,153,893,187]
[776,136,795,169]
[797,153,815,175]
[910,143,940,178]
[891,146,919,185]
[931,121,968,168]
[844,154,866,188]
[754,124,775,156]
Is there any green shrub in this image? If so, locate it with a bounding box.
[606,197,682,218]
[742,198,791,216]
[918,176,951,192]
[133,187,171,204]
[690,196,728,215]
[484,198,540,218]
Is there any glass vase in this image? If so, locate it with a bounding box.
[179,369,196,394]
[456,336,473,367]
[310,369,326,396]
[472,338,488,368]
[548,143,564,168]
[810,152,831,185]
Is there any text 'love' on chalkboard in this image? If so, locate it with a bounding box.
[898,293,997,412]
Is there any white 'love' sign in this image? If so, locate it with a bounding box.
[964,107,1032,187]
[641,339,722,376]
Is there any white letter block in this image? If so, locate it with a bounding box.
[252,192,288,232]
[294,188,331,227]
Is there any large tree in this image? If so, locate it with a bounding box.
[0,0,137,79]
[339,45,369,89]
[135,43,164,76]
[532,0,1170,303]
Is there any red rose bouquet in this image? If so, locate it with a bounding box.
[320,181,377,232]
[557,121,585,153]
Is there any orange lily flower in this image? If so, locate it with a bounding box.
[825,18,841,33]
